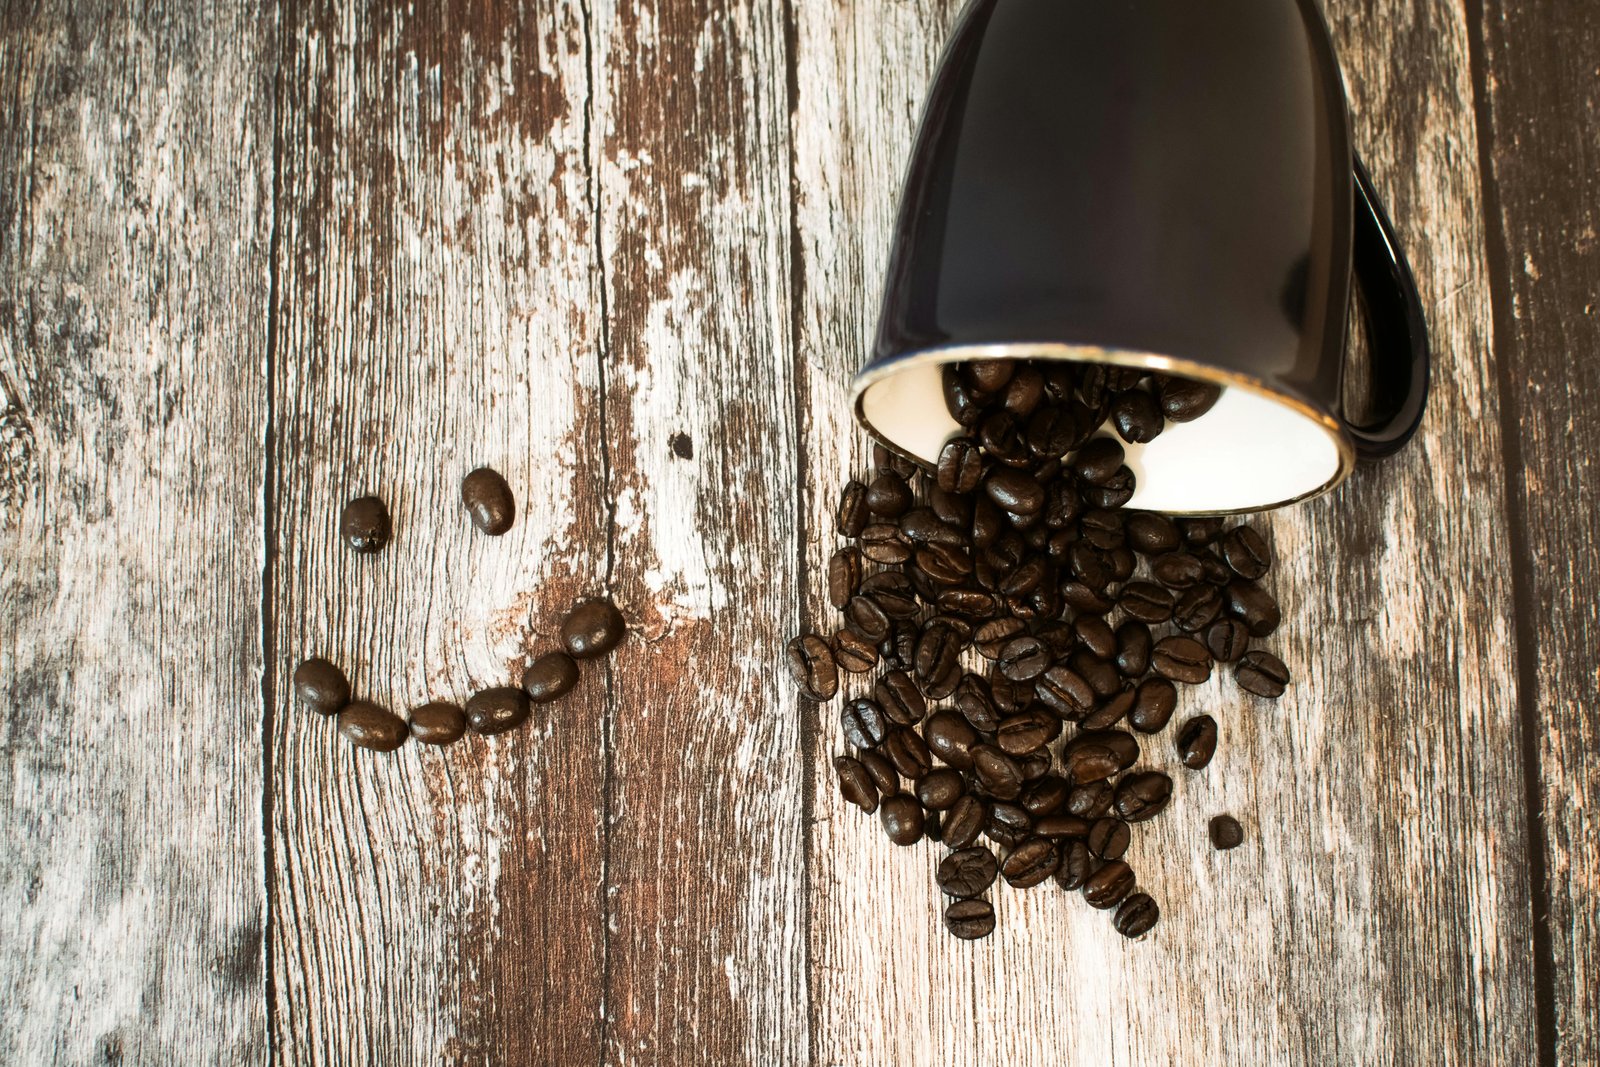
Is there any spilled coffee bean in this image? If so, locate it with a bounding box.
[340,495,392,554]
[338,700,409,752]
[461,467,515,535]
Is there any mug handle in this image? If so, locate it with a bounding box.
[1342,155,1431,458]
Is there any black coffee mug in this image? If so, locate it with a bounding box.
[854,0,1429,513]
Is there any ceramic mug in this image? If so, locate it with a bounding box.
[853,0,1429,514]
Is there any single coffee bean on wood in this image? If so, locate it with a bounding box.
[1205,617,1252,663]
[844,595,892,643]
[1082,859,1135,909]
[1083,687,1136,730]
[1226,579,1282,637]
[836,480,869,537]
[1113,892,1161,937]
[522,651,580,703]
[879,795,925,846]
[997,635,1052,682]
[338,700,410,752]
[293,658,349,716]
[1002,836,1060,888]
[840,698,890,750]
[409,701,467,746]
[1236,649,1291,698]
[1115,772,1173,823]
[1210,814,1245,850]
[1069,729,1140,770]
[1219,524,1272,579]
[1179,516,1226,545]
[937,846,999,898]
[875,670,926,726]
[835,755,880,814]
[828,547,863,609]
[1172,584,1224,632]
[1128,677,1178,734]
[1119,581,1176,624]
[1152,635,1212,684]
[832,628,880,674]
[1114,621,1153,677]
[563,598,628,658]
[461,467,515,535]
[944,897,997,940]
[786,633,839,701]
[466,687,532,736]
[1177,715,1219,769]
[340,495,391,553]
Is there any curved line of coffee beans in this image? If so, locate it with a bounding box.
[294,467,628,751]
[788,360,1289,942]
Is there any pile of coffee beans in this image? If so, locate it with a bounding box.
[789,359,1289,940]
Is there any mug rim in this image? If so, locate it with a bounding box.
[851,341,1358,515]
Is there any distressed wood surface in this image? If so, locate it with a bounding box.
[1473,0,1600,1060]
[0,1,274,1062]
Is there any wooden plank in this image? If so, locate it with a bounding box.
[267,2,608,1061]
[1472,0,1600,1060]
[590,0,806,1061]
[0,1,273,1061]
[790,0,1537,1062]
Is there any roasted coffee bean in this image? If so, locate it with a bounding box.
[984,822,1026,851]
[1069,543,1115,590]
[879,795,925,846]
[844,596,892,643]
[926,660,964,702]
[1043,482,1083,533]
[914,624,962,685]
[1020,775,1071,818]
[1151,552,1206,589]
[971,494,1006,549]
[900,507,965,547]
[840,698,890,749]
[1071,729,1141,770]
[985,468,1045,515]
[1115,772,1174,823]
[786,633,839,701]
[936,586,1000,618]
[1210,814,1245,850]
[1152,635,1212,684]
[875,670,926,725]
[836,480,869,537]
[873,442,917,479]
[882,727,934,780]
[1108,545,1137,582]
[1158,376,1223,422]
[930,486,974,528]
[409,702,467,746]
[1026,403,1081,460]
[1074,616,1117,659]
[1002,836,1060,888]
[967,358,1015,393]
[865,472,913,517]
[860,522,912,564]
[1111,389,1163,444]
[1195,548,1234,585]
[1035,620,1078,659]
[1062,744,1121,784]
[1066,780,1115,819]
[1125,512,1180,554]
[1087,817,1131,860]
[937,846,999,898]
[879,625,918,672]
[934,437,984,494]
[917,767,966,811]
[835,755,880,814]
[293,658,350,716]
[1178,516,1226,545]
[1177,715,1219,769]
[916,543,973,584]
[955,674,1003,733]
[1082,859,1135,909]
[999,556,1050,597]
[1035,814,1093,839]
[827,547,862,609]
[1084,467,1135,510]
[975,618,1027,659]
[1114,621,1153,677]
[1061,581,1115,614]
[338,700,409,751]
[979,411,1029,467]
[943,365,988,426]
[1173,584,1224,632]
[943,794,989,849]
[340,495,392,553]
[461,467,515,535]
[832,628,880,674]
[1071,649,1122,698]
[1016,750,1052,783]
[1226,579,1282,637]
[1073,437,1125,486]
[1236,649,1290,698]
[997,635,1052,682]
[923,709,978,771]
[1080,508,1125,549]
[862,571,921,619]
[1002,365,1046,416]
[1083,687,1136,730]
[1114,892,1161,937]
[522,651,580,702]
[859,750,900,795]
[944,898,997,940]
[1205,617,1251,663]
[1119,581,1175,623]
[1128,677,1178,734]
[971,744,1024,800]
[465,687,532,736]
[987,800,1033,839]
[562,598,628,658]
[997,712,1056,757]
[1055,840,1097,890]
[1035,665,1096,720]
[1219,524,1272,579]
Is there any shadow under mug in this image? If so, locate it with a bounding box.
[853,0,1430,514]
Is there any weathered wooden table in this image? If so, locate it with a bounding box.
[2,0,1595,1063]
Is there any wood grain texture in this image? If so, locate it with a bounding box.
[268,1,609,1061]
[590,0,807,1061]
[791,0,1537,1062]
[0,1,273,1061]
[1474,0,1600,1059]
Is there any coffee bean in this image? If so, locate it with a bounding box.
[340,495,392,553]
[1172,584,1224,632]
[1062,744,1121,784]
[1236,649,1290,697]
[461,467,515,535]
[836,480,869,537]
[967,358,1016,392]
[1178,516,1226,545]
[1113,892,1161,937]
[936,437,984,494]
[874,670,926,725]
[861,522,912,564]
[1115,772,1173,822]
[998,556,1050,598]
[1152,635,1212,684]
[562,598,627,658]
[1205,617,1251,663]
[1020,775,1071,818]
[879,625,918,672]
[925,812,943,846]
[1176,715,1218,769]
[786,633,839,701]
[1151,552,1206,589]
[900,507,965,548]
[1119,581,1175,624]
[1069,543,1114,590]
[1002,365,1045,416]
[996,712,1055,757]
[1035,814,1093,839]
[859,750,900,795]
[943,795,989,849]
[1055,840,1097,890]
[409,701,467,746]
[1034,620,1077,659]
[1070,649,1122,698]
[522,651,580,702]
[1087,817,1131,860]
[1158,376,1222,421]
[916,711,973,774]
[1066,780,1114,819]
[293,658,349,716]
[1084,467,1135,510]
[985,468,1045,515]
[873,442,917,479]
[879,795,925,846]
[997,635,1051,682]
[338,700,409,751]
[944,897,997,940]
[827,629,874,675]
[1195,548,1234,585]
[865,472,913,517]
[1074,616,1117,659]
[882,727,934,780]
[1035,665,1095,720]
[974,618,1026,659]
[936,586,1001,618]
[1219,524,1272,579]
[1072,437,1125,485]
[1001,836,1060,888]
[943,365,988,426]
[937,846,999,898]
[1226,579,1281,637]
[971,744,1024,800]
[1111,389,1163,444]
[835,755,880,814]
[915,543,973,584]
[913,624,962,687]
[971,495,1006,549]
[985,801,1033,846]
[1209,814,1244,850]
[840,698,890,749]
[1061,581,1115,614]
[1083,687,1136,730]
[1114,621,1153,677]
[465,687,531,736]
[1082,858,1135,909]
[1069,729,1141,770]
[1125,512,1180,555]
[1129,678,1177,734]
[978,411,1029,467]
[1108,545,1136,582]
[1080,508,1125,549]
[862,572,920,618]
[844,596,891,643]
[916,767,966,811]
